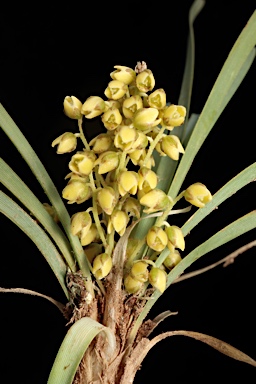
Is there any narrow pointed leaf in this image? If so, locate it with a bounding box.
[47,317,116,384]
[0,191,69,298]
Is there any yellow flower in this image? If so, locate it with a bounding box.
[102,108,122,131]
[130,261,149,283]
[140,189,171,213]
[114,125,138,151]
[51,132,77,154]
[163,104,186,127]
[122,196,141,219]
[184,182,212,208]
[63,96,82,119]
[146,226,168,252]
[118,170,139,196]
[89,133,113,154]
[136,69,155,92]
[62,178,92,204]
[148,267,167,293]
[148,89,166,109]
[92,253,112,279]
[160,135,185,160]
[94,151,120,174]
[80,223,100,246]
[138,167,158,193]
[70,211,92,238]
[124,274,143,294]
[108,209,129,236]
[104,80,128,100]
[81,96,105,119]
[122,95,143,119]
[165,225,185,251]
[97,186,119,215]
[133,107,161,131]
[163,250,182,270]
[69,150,96,176]
[110,65,136,85]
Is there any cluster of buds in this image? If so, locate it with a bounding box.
[52,63,212,293]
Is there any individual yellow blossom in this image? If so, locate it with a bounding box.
[114,125,138,151]
[122,95,143,119]
[148,88,166,109]
[70,211,92,238]
[63,96,82,119]
[163,250,182,270]
[97,186,119,215]
[84,243,103,264]
[92,253,112,279]
[108,209,129,236]
[62,178,92,204]
[89,133,113,154]
[80,223,100,246]
[122,196,141,219]
[51,132,77,154]
[165,225,185,251]
[133,107,161,131]
[163,104,186,127]
[118,170,139,196]
[136,69,155,92]
[184,182,212,208]
[81,96,105,119]
[94,151,120,174]
[102,108,122,131]
[138,167,158,193]
[140,189,171,213]
[104,80,128,100]
[146,226,168,252]
[130,261,149,283]
[69,150,96,176]
[124,274,143,294]
[110,65,136,85]
[160,135,185,160]
[148,267,167,293]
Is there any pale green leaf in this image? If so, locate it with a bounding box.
[0,158,76,271]
[47,317,116,384]
[0,191,69,298]
[0,104,91,279]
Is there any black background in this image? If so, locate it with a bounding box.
[0,1,255,383]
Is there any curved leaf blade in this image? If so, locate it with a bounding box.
[0,191,69,298]
[0,158,76,271]
[47,317,116,384]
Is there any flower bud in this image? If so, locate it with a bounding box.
[163,104,186,127]
[92,253,112,279]
[160,135,185,160]
[69,150,96,176]
[131,131,148,150]
[110,65,136,85]
[108,209,129,236]
[52,132,77,154]
[124,274,143,294]
[138,167,158,193]
[102,108,122,131]
[184,182,212,208]
[128,148,146,166]
[62,179,92,204]
[97,186,119,215]
[122,196,141,219]
[63,96,82,119]
[114,125,138,151]
[133,108,161,131]
[81,96,105,119]
[139,189,171,213]
[70,211,92,238]
[165,225,185,251]
[136,69,155,92]
[146,226,168,252]
[89,133,113,154]
[148,267,167,293]
[104,80,128,100]
[94,151,120,174]
[122,95,143,119]
[163,250,182,270]
[118,170,139,196]
[148,88,166,109]
[130,261,149,283]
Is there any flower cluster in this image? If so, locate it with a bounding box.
[52,63,212,294]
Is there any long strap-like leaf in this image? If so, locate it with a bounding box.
[0,104,91,279]
[0,191,69,298]
[47,317,116,384]
[0,158,76,271]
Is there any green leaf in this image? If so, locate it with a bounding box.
[47,317,116,384]
[168,12,256,200]
[0,158,76,271]
[0,191,69,298]
[0,104,91,279]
